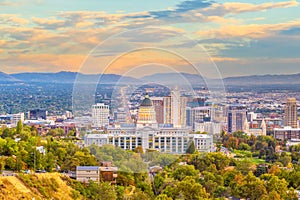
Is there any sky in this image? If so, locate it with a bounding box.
[0,0,300,78]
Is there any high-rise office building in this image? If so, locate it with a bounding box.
[151,97,164,124]
[163,88,187,127]
[92,103,109,128]
[29,109,47,120]
[114,108,127,124]
[227,105,247,133]
[284,98,298,128]
[190,106,211,130]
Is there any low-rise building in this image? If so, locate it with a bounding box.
[99,162,118,184]
[274,126,300,141]
[76,166,100,183]
[84,128,214,154]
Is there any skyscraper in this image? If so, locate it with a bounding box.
[163,87,187,127]
[227,105,247,133]
[284,98,298,128]
[92,103,109,128]
[151,97,164,124]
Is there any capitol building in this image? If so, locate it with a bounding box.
[84,94,214,154]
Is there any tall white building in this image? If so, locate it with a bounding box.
[163,88,187,128]
[284,98,298,128]
[92,103,109,128]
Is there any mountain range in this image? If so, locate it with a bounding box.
[0,71,300,86]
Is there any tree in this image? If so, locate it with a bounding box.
[238,142,251,151]
[236,159,255,175]
[254,165,268,177]
[1,128,14,139]
[16,120,23,135]
[265,176,289,199]
[86,181,117,200]
[155,194,172,200]
[265,190,281,200]
[0,157,5,173]
[43,152,56,172]
[130,189,151,200]
[172,165,199,181]
[225,136,239,149]
[234,173,267,199]
[277,155,291,167]
[177,176,210,200]
[134,146,144,154]
[186,141,196,154]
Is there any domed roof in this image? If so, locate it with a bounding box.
[140,93,153,107]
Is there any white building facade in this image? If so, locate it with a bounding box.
[84,126,214,154]
[92,103,109,128]
[163,88,187,128]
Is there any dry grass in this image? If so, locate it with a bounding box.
[0,173,81,200]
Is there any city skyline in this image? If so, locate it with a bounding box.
[1,0,300,78]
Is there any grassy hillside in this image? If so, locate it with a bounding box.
[0,173,81,200]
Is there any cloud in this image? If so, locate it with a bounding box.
[198,20,300,39]
[0,53,87,73]
[202,0,299,16]
[0,0,21,6]
[150,0,212,19]
[32,17,66,29]
[120,27,185,43]
[212,57,239,63]
[218,35,300,59]
[281,27,300,35]
[0,0,299,76]
[0,14,29,26]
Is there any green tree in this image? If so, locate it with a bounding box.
[238,142,251,151]
[130,189,151,200]
[234,173,267,199]
[265,176,289,199]
[186,140,196,154]
[172,165,199,181]
[0,157,5,173]
[86,181,117,200]
[16,120,23,135]
[155,194,172,200]
[177,176,210,200]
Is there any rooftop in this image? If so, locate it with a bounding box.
[76,166,99,171]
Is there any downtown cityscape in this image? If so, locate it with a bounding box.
[1,0,300,199]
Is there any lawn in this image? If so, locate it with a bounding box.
[233,150,266,164]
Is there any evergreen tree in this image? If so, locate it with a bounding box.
[186,140,196,154]
[16,120,23,135]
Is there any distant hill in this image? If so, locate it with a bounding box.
[140,73,206,85]
[10,71,139,84]
[141,72,300,86]
[223,73,300,85]
[0,72,21,82]
[2,71,300,86]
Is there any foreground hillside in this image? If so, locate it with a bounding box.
[0,173,80,200]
